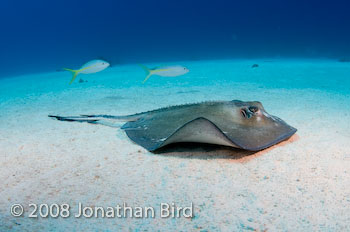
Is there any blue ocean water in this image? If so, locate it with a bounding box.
[2,2,350,231]
[1,0,350,78]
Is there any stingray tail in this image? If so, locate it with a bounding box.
[63,68,80,84]
[138,64,153,83]
[49,114,141,127]
[49,115,119,128]
[49,115,99,123]
[79,114,143,122]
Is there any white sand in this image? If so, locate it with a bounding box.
[0,59,350,231]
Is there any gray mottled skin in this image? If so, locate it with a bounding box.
[49,100,297,151]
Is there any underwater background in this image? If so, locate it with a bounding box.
[1,0,350,231]
[1,0,350,78]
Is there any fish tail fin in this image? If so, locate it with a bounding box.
[63,68,80,84]
[138,64,153,83]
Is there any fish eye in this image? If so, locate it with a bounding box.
[249,106,259,113]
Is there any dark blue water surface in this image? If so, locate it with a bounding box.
[1,0,349,77]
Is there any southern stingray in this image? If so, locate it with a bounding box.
[49,100,297,151]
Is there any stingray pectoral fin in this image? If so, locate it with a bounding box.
[223,119,297,151]
[123,117,240,151]
[158,117,240,150]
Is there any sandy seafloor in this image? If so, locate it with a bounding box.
[0,59,349,231]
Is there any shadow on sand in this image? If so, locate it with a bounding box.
[153,134,299,163]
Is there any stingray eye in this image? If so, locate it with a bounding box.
[240,108,248,119]
[249,106,259,113]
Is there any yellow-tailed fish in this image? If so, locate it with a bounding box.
[63,59,110,84]
[139,65,189,83]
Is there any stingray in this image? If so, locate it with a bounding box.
[49,100,297,152]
